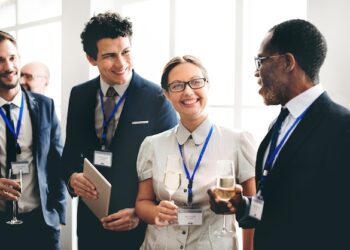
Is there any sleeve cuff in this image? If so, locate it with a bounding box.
[67,174,77,197]
[237,196,256,229]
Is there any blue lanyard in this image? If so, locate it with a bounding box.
[99,88,128,146]
[0,93,24,153]
[258,107,310,195]
[178,125,213,206]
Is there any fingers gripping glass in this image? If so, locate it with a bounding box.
[213,160,235,238]
[254,54,285,71]
[168,78,207,92]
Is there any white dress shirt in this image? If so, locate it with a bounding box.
[263,84,325,167]
[94,76,130,142]
[0,88,40,213]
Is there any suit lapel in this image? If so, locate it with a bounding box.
[256,128,273,184]
[23,89,39,168]
[263,93,328,185]
[256,93,330,188]
[109,71,144,146]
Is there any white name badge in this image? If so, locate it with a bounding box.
[94,151,112,167]
[11,161,30,174]
[249,195,264,221]
[177,207,203,225]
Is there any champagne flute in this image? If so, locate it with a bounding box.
[6,168,23,225]
[163,155,181,201]
[163,155,181,250]
[164,170,181,201]
[213,160,235,237]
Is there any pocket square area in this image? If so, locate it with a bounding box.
[131,120,149,125]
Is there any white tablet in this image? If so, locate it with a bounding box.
[82,158,112,219]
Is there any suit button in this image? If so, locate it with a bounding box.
[182,230,186,234]
[183,189,187,192]
[180,245,184,249]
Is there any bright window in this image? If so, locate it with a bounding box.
[119,0,307,143]
[0,0,62,118]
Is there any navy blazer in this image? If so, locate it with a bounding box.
[62,71,177,248]
[240,93,350,250]
[23,89,66,229]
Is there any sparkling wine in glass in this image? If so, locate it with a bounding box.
[213,160,235,237]
[6,168,23,225]
[163,155,181,201]
[163,155,181,250]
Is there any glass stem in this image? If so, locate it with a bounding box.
[13,201,17,220]
[222,215,227,231]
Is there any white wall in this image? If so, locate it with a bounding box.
[308,0,350,108]
[61,0,90,249]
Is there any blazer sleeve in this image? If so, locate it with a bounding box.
[153,89,178,133]
[46,98,67,225]
[61,86,85,184]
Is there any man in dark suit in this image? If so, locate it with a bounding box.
[61,12,177,249]
[208,19,350,250]
[0,31,66,250]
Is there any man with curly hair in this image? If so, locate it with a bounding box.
[62,12,177,249]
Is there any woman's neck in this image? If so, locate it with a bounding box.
[181,114,208,133]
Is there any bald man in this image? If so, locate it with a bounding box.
[20,62,50,95]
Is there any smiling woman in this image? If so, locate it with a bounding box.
[135,55,256,250]
[4,1,350,250]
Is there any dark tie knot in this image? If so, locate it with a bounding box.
[276,108,289,125]
[106,87,118,98]
[3,103,12,115]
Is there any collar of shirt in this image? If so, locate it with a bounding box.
[176,117,212,146]
[0,87,23,108]
[284,84,324,118]
[99,75,131,97]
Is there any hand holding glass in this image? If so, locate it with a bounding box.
[213,160,235,237]
[6,168,23,225]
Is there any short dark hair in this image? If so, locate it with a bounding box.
[80,12,133,60]
[161,55,209,91]
[0,30,17,47]
[268,19,327,83]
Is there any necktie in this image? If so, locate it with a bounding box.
[3,104,17,176]
[104,87,118,146]
[3,104,16,216]
[267,107,290,161]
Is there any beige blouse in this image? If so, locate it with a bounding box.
[137,118,256,250]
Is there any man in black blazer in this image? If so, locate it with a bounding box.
[0,31,66,250]
[209,19,350,250]
[61,12,177,249]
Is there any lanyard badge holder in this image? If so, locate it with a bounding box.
[0,95,29,172]
[249,107,309,220]
[94,88,128,168]
[177,125,213,226]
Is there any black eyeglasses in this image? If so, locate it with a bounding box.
[168,77,207,92]
[254,54,285,71]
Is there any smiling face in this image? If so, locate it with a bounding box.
[87,36,133,85]
[0,39,20,92]
[165,62,209,130]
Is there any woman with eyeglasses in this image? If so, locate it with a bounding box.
[135,55,256,250]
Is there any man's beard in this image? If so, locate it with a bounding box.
[0,71,19,90]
